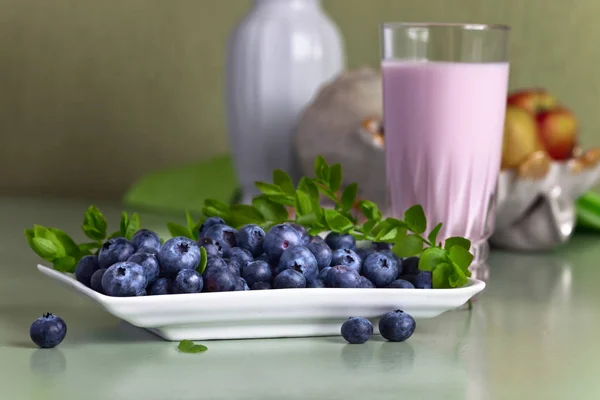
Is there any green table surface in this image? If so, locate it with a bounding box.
[2,197,600,400]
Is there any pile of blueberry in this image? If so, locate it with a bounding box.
[341,310,416,344]
[75,217,432,296]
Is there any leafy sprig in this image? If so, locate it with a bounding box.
[177,339,208,354]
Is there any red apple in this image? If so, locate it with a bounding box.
[536,108,578,161]
[507,89,558,115]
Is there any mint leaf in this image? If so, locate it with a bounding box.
[119,212,129,237]
[186,211,196,234]
[428,223,443,246]
[445,237,471,251]
[359,200,382,221]
[125,213,140,240]
[329,163,343,192]
[79,242,99,253]
[404,205,427,234]
[197,247,208,275]
[324,209,353,232]
[296,213,318,227]
[341,183,358,211]
[295,190,312,216]
[362,219,378,236]
[273,169,295,197]
[203,199,231,220]
[82,206,107,241]
[432,262,453,289]
[449,262,468,288]
[49,228,80,257]
[375,226,400,242]
[418,247,447,271]
[255,182,283,196]
[229,204,265,227]
[24,228,35,249]
[298,177,319,201]
[448,245,474,270]
[263,194,295,207]
[53,256,77,273]
[391,234,423,257]
[178,340,207,354]
[252,196,289,223]
[31,237,60,261]
[314,156,330,182]
[167,222,193,239]
[107,231,121,240]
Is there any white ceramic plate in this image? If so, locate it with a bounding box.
[38,264,485,341]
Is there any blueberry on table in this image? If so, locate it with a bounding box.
[318,266,332,281]
[378,310,416,342]
[75,255,101,287]
[263,224,302,264]
[197,237,224,258]
[30,313,67,349]
[131,229,161,253]
[90,268,107,294]
[362,252,399,288]
[385,279,415,289]
[241,260,273,287]
[203,224,238,255]
[401,256,420,276]
[307,279,326,288]
[203,268,237,292]
[325,232,356,251]
[101,262,148,297]
[172,270,203,294]
[127,252,160,284]
[325,266,361,288]
[98,237,135,269]
[236,224,266,257]
[306,236,333,270]
[235,277,250,291]
[276,245,318,281]
[274,269,306,289]
[159,237,201,277]
[341,317,373,344]
[149,277,170,295]
[198,217,226,238]
[228,247,254,269]
[330,248,362,274]
[357,276,376,288]
[251,281,272,290]
[285,223,310,246]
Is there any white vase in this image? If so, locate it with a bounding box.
[225,0,345,202]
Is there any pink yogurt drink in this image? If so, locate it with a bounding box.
[383,61,509,254]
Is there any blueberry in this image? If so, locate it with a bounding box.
[330,248,362,274]
[159,237,201,277]
[274,269,306,289]
[197,237,224,258]
[29,313,67,348]
[136,289,147,296]
[307,279,326,288]
[371,242,392,251]
[276,245,318,281]
[136,246,159,256]
[204,256,228,273]
[355,247,375,262]
[285,223,310,246]
[362,252,398,287]
[198,217,226,238]
[98,237,135,268]
[251,281,272,290]
[357,276,376,288]
[241,260,273,287]
[318,266,332,281]
[226,259,242,277]
[306,236,333,270]
[228,247,254,269]
[325,265,361,288]
[90,268,107,294]
[127,252,160,284]
[380,250,403,272]
[235,277,250,291]
[75,255,101,287]
[413,271,432,289]
[149,277,170,295]
[325,232,356,250]
[378,310,416,342]
[203,224,238,255]
[256,253,269,262]
[101,262,147,297]
[263,224,302,264]
[401,256,420,276]
[236,224,266,257]
[172,270,203,294]
[341,317,373,344]
[386,279,415,289]
[131,229,161,252]
[203,268,236,292]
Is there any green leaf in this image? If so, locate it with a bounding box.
[362,219,378,236]
[178,340,208,354]
[432,262,453,289]
[107,231,121,240]
[49,228,80,257]
[449,262,468,288]
[316,184,337,202]
[329,163,343,192]
[202,199,231,220]
[252,196,289,223]
[197,247,208,275]
[205,199,230,214]
[24,228,35,249]
[296,213,318,227]
[391,234,423,258]
[358,200,382,221]
[53,256,77,273]
[444,237,472,251]
[273,169,295,197]
[229,204,265,228]
[263,194,295,207]
[314,156,330,182]
[167,222,193,239]
[323,209,354,232]
[428,223,443,246]
[31,237,60,261]
[341,183,358,211]
[255,182,283,196]
[295,190,312,216]
[375,226,400,242]
[448,245,474,270]
[186,211,196,234]
[404,205,427,234]
[78,242,99,253]
[418,247,448,271]
[82,206,107,241]
[124,213,140,240]
[297,177,319,201]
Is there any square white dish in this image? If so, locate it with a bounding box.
[37,264,485,341]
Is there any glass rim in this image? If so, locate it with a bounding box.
[382,22,510,31]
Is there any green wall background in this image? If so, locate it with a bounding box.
[1,0,599,199]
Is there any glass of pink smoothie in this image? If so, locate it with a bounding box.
[381,23,510,263]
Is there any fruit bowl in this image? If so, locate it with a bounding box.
[37,264,485,341]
